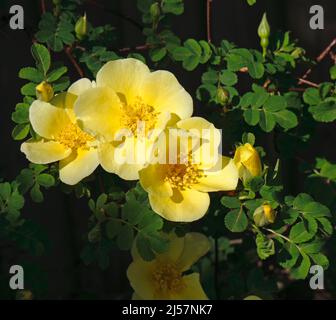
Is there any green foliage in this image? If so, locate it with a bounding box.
[4,0,336,300]
[172,39,212,71]
[303,83,336,122]
[240,84,298,131]
[36,13,75,52]
[82,184,169,268]
[13,43,70,141]
[16,164,55,203]
[80,46,119,76]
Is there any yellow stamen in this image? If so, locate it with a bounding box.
[55,123,93,149]
[120,96,159,136]
[164,154,205,190]
[152,262,185,293]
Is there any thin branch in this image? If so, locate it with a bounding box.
[40,0,46,14]
[119,44,151,53]
[299,37,336,83]
[206,0,213,43]
[65,46,84,78]
[297,78,319,88]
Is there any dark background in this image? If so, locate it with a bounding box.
[0,0,336,299]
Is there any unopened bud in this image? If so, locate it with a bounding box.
[75,13,88,40]
[234,143,262,181]
[258,13,270,57]
[16,290,33,300]
[253,204,276,227]
[217,86,230,106]
[36,81,54,102]
[150,2,161,20]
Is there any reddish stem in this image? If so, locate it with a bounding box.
[206,0,212,43]
[65,46,84,78]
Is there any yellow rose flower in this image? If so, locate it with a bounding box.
[21,79,99,185]
[234,143,262,180]
[139,117,239,222]
[73,58,193,180]
[127,232,210,300]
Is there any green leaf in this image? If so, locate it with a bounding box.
[310,253,329,269]
[224,208,248,232]
[36,174,55,188]
[122,199,147,224]
[303,88,320,105]
[150,47,167,62]
[19,67,44,83]
[244,109,260,126]
[12,124,30,140]
[289,219,318,244]
[247,0,256,5]
[219,70,238,86]
[12,103,30,124]
[30,184,44,203]
[31,43,50,75]
[136,234,156,261]
[264,95,287,112]
[105,220,122,239]
[274,109,298,130]
[278,243,300,269]
[259,110,276,132]
[221,196,240,208]
[21,83,36,96]
[256,233,275,260]
[96,193,107,209]
[309,101,336,122]
[47,66,68,82]
[116,224,134,250]
[291,252,311,279]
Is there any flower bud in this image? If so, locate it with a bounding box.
[234,143,262,181]
[16,290,33,300]
[150,2,161,20]
[217,86,230,106]
[36,81,54,102]
[253,204,276,227]
[75,13,88,40]
[258,13,270,57]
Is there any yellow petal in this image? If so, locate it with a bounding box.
[141,70,193,119]
[173,273,208,300]
[74,87,122,141]
[195,156,239,192]
[59,148,99,185]
[176,233,211,272]
[139,164,173,198]
[98,141,146,180]
[149,188,210,222]
[131,292,143,300]
[127,260,155,300]
[67,78,93,96]
[29,100,72,139]
[176,117,221,167]
[49,92,77,123]
[21,140,71,164]
[96,58,150,103]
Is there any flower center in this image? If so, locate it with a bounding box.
[152,262,185,293]
[55,123,93,149]
[164,155,204,190]
[121,96,159,136]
